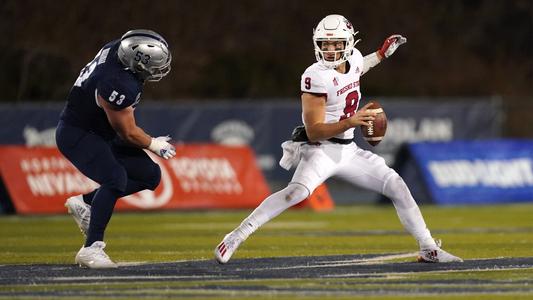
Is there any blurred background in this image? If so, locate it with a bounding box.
[3,1,531,105]
[0,0,532,212]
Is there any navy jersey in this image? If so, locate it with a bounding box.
[60,40,143,140]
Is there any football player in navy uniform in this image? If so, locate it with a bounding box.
[56,29,175,268]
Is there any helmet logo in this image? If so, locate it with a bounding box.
[134,51,151,64]
[344,19,353,29]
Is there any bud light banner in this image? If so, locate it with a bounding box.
[409,140,533,205]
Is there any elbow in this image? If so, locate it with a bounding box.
[305,123,328,142]
[306,129,321,142]
[307,134,320,143]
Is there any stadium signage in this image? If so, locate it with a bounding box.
[409,140,533,205]
[0,145,271,214]
[428,159,533,188]
[169,157,243,194]
[20,156,98,196]
[0,100,501,185]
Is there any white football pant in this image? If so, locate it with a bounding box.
[237,142,437,249]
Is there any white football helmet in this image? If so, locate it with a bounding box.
[313,15,360,69]
[118,29,171,82]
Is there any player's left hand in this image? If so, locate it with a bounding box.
[346,102,377,128]
[378,34,407,59]
[148,135,176,159]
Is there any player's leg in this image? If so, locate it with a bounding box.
[57,123,107,238]
[66,142,161,237]
[56,123,125,268]
[74,158,124,268]
[112,140,161,195]
[78,140,161,206]
[336,146,462,262]
[59,138,126,246]
[214,182,310,264]
[237,144,341,237]
[65,179,157,238]
[215,143,340,264]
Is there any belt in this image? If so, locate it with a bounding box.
[328,137,353,144]
[306,137,353,145]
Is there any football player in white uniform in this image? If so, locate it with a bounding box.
[214,14,462,264]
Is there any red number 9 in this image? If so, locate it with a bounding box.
[304,77,311,90]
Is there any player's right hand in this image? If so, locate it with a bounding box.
[378,34,407,59]
[148,135,176,159]
[346,103,376,128]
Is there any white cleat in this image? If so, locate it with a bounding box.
[75,241,117,269]
[417,247,463,263]
[214,232,244,264]
[65,195,91,236]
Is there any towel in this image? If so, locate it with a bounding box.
[279,140,303,170]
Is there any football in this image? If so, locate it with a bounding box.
[361,101,387,146]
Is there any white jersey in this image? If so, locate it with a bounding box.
[300,49,364,140]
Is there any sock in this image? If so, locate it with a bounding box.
[85,186,121,247]
[83,190,97,205]
[395,206,437,249]
[236,210,270,239]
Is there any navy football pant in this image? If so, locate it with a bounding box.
[56,121,161,246]
[81,141,162,204]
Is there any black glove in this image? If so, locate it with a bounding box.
[291,125,309,142]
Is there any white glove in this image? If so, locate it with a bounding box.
[377,34,407,58]
[147,136,176,159]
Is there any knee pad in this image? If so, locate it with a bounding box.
[284,183,311,204]
[255,182,311,221]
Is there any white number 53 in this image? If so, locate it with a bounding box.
[109,90,126,105]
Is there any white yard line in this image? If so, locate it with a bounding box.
[51,274,233,281]
[247,252,419,271]
[315,252,419,265]
[322,266,533,278]
[115,258,206,267]
[116,261,152,267]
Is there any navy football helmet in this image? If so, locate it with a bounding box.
[118,29,171,82]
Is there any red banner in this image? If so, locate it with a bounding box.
[0,145,271,214]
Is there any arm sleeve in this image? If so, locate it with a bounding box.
[362,52,382,76]
[96,77,140,110]
[301,70,327,95]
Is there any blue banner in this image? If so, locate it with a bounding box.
[409,140,533,205]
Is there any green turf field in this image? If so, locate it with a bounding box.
[1,203,532,299]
